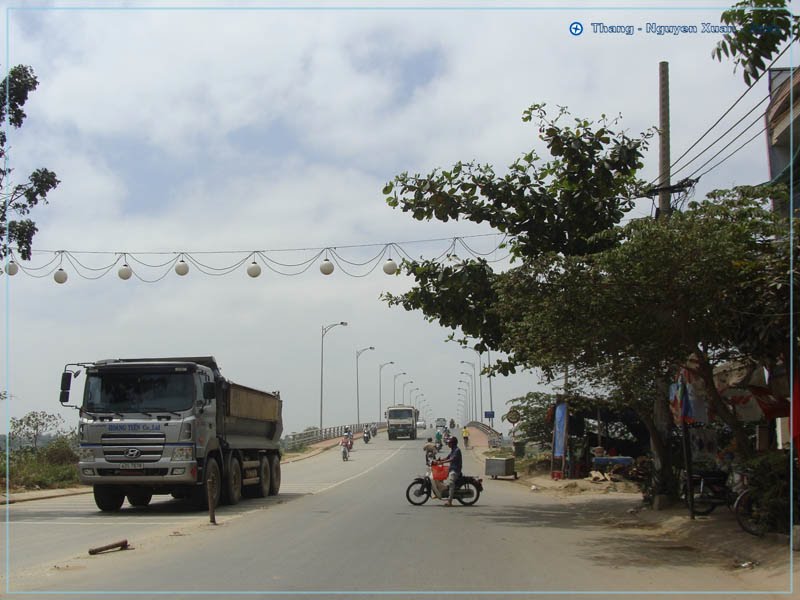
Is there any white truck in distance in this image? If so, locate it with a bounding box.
[60,356,282,512]
[386,405,419,440]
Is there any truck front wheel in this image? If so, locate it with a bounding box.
[192,457,221,509]
[94,485,125,512]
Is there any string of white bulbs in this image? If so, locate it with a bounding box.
[2,234,510,284]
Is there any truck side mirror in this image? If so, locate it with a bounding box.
[59,372,72,404]
[202,381,216,400]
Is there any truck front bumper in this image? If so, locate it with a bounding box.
[78,459,198,485]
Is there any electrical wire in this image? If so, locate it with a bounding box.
[690,125,768,180]
[663,43,791,184]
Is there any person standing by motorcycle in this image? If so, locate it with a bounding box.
[437,436,462,507]
[462,426,470,447]
[434,428,443,450]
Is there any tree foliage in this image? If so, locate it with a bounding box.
[0,65,59,260]
[10,411,65,451]
[713,0,800,85]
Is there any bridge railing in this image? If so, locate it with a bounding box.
[282,422,386,452]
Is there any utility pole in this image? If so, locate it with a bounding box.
[658,61,671,219]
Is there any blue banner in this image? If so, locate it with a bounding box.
[553,402,568,458]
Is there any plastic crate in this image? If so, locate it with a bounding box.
[431,464,449,481]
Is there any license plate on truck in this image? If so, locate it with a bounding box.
[118,463,144,469]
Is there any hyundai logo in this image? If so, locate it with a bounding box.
[125,448,142,459]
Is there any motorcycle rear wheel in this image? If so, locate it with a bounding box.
[405,481,430,506]
[455,480,480,506]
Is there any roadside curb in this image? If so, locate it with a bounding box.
[0,488,92,505]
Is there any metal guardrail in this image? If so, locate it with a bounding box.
[282,422,386,452]
[467,421,504,448]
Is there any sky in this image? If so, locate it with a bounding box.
[1,1,794,437]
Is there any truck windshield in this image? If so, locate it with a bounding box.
[389,409,413,419]
[83,371,195,413]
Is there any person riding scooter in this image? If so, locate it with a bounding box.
[423,437,438,465]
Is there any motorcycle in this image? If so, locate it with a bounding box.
[405,464,483,506]
[341,440,350,461]
[363,430,371,444]
[370,425,377,437]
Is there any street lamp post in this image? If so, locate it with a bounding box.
[459,373,474,422]
[320,321,348,433]
[355,346,375,425]
[461,360,480,423]
[393,372,407,406]
[378,361,394,422]
[401,381,414,405]
[457,386,470,422]
[407,387,419,405]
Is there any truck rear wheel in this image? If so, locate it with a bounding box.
[222,456,242,505]
[250,456,271,498]
[268,454,281,495]
[127,490,153,507]
[94,485,125,512]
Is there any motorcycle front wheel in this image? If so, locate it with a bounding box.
[405,481,430,506]
[455,480,481,506]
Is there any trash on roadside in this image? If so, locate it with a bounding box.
[88,539,130,555]
[530,485,538,491]
[735,561,757,569]
[627,508,639,514]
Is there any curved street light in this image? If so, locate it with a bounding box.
[407,387,419,405]
[355,346,375,425]
[401,380,414,405]
[392,372,407,406]
[320,321,348,432]
[460,371,475,423]
[378,361,394,421]
[461,359,481,423]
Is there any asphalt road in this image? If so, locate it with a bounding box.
[1,434,792,599]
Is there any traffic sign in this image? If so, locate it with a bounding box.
[484,411,495,419]
[505,409,520,424]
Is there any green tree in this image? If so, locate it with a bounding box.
[1,65,60,260]
[712,0,800,85]
[10,411,65,451]
[382,104,652,363]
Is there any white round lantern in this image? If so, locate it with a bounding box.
[320,259,334,275]
[118,263,133,280]
[175,260,189,276]
[382,259,398,275]
[246,261,262,278]
[6,260,19,276]
[53,268,68,284]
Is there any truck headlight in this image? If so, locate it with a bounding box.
[171,446,193,462]
[78,447,95,462]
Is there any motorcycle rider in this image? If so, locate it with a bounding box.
[363,425,371,443]
[437,436,462,507]
[423,437,437,465]
[340,435,350,460]
[434,428,443,450]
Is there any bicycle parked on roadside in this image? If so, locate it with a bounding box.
[733,470,769,537]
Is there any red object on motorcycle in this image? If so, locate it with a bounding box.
[431,464,449,481]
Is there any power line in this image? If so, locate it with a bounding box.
[692,125,768,180]
[664,43,791,182]
[669,97,768,181]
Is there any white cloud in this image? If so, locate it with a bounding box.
[1,4,784,434]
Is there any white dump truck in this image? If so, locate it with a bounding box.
[386,405,419,440]
[60,356,282,512]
